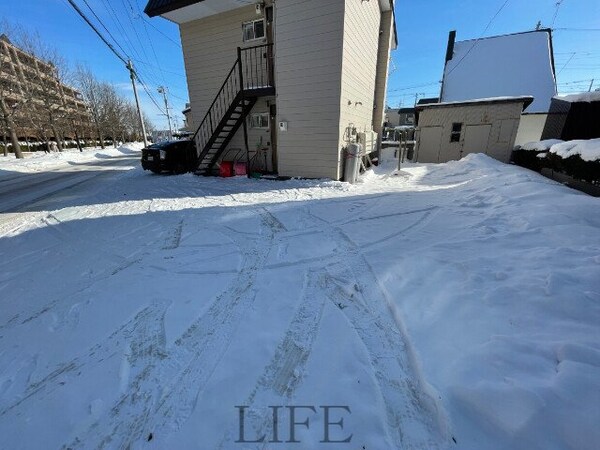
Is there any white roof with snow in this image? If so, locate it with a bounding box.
[441,30,557,113]
[555,91,600,103]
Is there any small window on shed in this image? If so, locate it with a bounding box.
[242,19,265,42]
[450,123,462,142]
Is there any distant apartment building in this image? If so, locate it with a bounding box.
[0,34,92,145]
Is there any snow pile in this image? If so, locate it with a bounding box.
[520,139,564,151]
[556,91,600,103]
[549,138,600,161]
[0,143,142,176]
[0,153,598,449]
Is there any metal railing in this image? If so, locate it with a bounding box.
[191,43,274,163]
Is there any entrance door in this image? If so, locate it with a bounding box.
[462,124,491,158]
[417,127,443,163]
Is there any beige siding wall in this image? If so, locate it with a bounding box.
[373,10,394,138]
[337,0,382,175]
[180,5,264,128]
[416,102,525,163]
[274,0,345,179]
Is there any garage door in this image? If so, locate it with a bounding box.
[463,124,491,158]
[417,127,443,163]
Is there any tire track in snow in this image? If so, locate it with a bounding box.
[320,226,451,449]
[62,209,281,449]
[215,268,328,449]
[0,301,170,419]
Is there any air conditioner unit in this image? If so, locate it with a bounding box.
[358,131,377,155]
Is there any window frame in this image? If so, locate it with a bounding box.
[450,122,462,143]
[249,112,270,130]
[242,19,266,43]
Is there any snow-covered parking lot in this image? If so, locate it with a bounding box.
[0,147,599,449]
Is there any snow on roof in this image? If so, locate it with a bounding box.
[441,30,557,113]
[555,91,600,103]
[416,95,534,109]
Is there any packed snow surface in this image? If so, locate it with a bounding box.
[549,138,600,162]
[442,31,557,113]
[0,147,599,449]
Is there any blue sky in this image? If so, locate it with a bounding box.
[1,0,598,127]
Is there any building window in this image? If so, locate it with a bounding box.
[250,112,269,129]
[450,122,462,142]
[242,19,265,42]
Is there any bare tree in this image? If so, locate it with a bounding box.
[75,64,106,149]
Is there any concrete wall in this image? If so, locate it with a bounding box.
[416,101,525,163]
[514,113,548,146]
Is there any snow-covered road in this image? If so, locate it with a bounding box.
[0,146,598,449]
[0,150,138,215]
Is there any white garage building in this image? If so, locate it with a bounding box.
[415,96,533,164]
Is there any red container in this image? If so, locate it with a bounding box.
[219,161,234,177]
[234,162,247,176]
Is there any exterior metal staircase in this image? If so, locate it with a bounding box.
[191,44,275,175]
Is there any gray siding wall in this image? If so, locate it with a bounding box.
[416,102,525,163]
[274,0,345,179]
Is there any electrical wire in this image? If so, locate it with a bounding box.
[445,0,511,77]
[65,0,128,66]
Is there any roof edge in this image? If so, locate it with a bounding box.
[144,0,204,18]
[416,96,534,110]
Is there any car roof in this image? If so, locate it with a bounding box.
[147,140,190,149]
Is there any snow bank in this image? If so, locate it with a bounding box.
[0,143,143,175]
[520,139,564,151]
[549,138,600,161]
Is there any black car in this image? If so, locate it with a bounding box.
[141,140,197,174]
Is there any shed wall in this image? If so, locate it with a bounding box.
[514,113,548,146]
[416,102,524,163]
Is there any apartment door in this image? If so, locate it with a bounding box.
[462,124,491,158]
[417,127,443,163]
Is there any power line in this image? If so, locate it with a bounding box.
[80,0,130,60]
[446,0,511,77]
[554,28,600,32]
[65,0,128,66]
[551,0,565,27]
[388,81,440,93]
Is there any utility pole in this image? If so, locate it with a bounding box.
[127,60,148,147]
[157,86,173,140]
[589,79,595,92]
